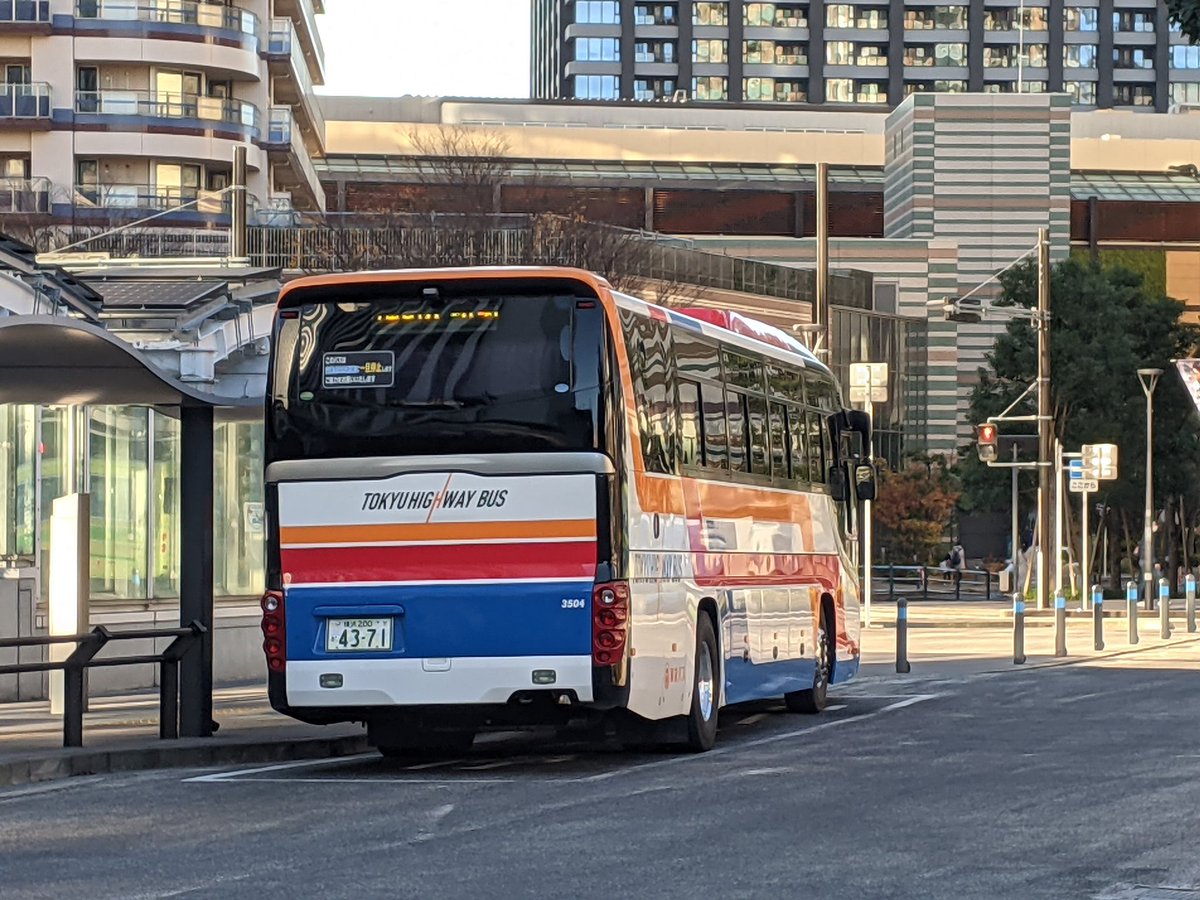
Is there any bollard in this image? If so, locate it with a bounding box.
[1159,577,1171,640]
[1127,580,1139,645]
[895,598,910,674]
[986,571,992,602]
[954,570,962,602]
[1054,590,1067,658]
[921,568,928,602]
[888,564,895,599]
[1092,584,1104,651]
[1013,592,1026,665]
[1187,574,1197,635]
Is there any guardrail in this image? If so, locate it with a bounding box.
[874,564,996,602]
[0,621,206,747]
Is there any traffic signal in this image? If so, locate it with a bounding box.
[976,422,998,463]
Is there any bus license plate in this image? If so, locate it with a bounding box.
[326,618,392,653]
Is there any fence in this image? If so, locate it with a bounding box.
[874,565,996,601]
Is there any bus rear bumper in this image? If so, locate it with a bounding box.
[284,655,595,707]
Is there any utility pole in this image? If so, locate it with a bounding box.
[1036,226,1052,611]
[815,162,830,357]
[1138,368,1162,610]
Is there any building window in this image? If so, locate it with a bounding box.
[574,37,620,61]
[746,2,808,26]
[744,2,774,25]
[693,38,728,63]
[1113,47,1155,69]
[984,7,1045,30]
[694,1,728,25]
[904,6,967,29]
[1065,80,1097,104]
[1114,83,1154,105]
[774,42,807,64]
[634,3,677,24]
[634,77,677,99]
[1064,44,1098,67]
[1020,7,1049,29]
[1171,45,1200,69]
[826,40,855,64]
[983,45,1016,67]
[1064,6,1099,31]
[826,4,887,28]
[905,80,968,95]
[855,44,888,66]
[636,40,676,62]
[1025,44,1048,66]
[575,1,620,24]
[1113,10,1155,32]
[692,75,728,99]
[984,80,1048,92]
[826,78,886,102]
[905,43,967,66]
[1172,82,1200,105]
[744,39,774,64]
[573,74,620,98]
[744,77,807,101]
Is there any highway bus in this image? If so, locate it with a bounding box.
[261,267,874,755]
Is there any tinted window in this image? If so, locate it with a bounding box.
[769,402,790,477]
[674,331,722,381]
[767,363,805,404]
[621,309,677,474]
[701,382,728,469]
[806,410,826,483]
[727,390,748,473]
[789,406,810,481]
[268,292,606,462]
[806,373,839,411]
[678,379,702,467]
[747,394,769,475]
[723,350,765,391]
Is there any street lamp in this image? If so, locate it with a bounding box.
[1137,368,1162,609]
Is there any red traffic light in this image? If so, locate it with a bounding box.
[977,423,997,445]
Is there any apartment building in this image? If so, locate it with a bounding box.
[531,0,1199,112]
[0,0,326,229]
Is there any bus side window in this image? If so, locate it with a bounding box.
[769,401,789,478]
[620,309,677,474]
[746,393,769,475]
[788,406,809,482]
[700,382,728,470]
[678,379,703,468]
[806,409,825,483]
[726,389,748,473]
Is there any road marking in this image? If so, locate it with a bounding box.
[184,753,375,783]
[580,694,941,783]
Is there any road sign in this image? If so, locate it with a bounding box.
[1069,478,1098,492]
[1069,459,1097,492]
[1081,443,1118,481]
[848,362,888,404]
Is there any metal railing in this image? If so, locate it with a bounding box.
[0,177,52,214]
[75,90,260,135]
[266,18,325,136]
[0,621,206,747]
[874,564,997,602]
[0,0,49,22]
[264,107,323,203]
[74,0,259,37]
[75,184,235,216]
[0,82,52,118]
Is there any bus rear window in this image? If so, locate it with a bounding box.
[267,292,608,462]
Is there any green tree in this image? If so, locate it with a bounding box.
[961,257,1200,589]
[875,457,961,565]
[1166,0,1200,42]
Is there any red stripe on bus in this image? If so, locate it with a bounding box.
[281,541,599,585]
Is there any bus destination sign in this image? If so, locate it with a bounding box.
[322,351,395,389]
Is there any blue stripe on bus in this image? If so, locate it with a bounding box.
[723,654,859,705]
[284,582,594,661]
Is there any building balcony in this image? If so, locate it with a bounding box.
[70,183,251,224]
[74,90,260,141]
[266,19,326,149]
[73,0,260,49]
[258,107,325,211]
[0,83,52,124]
[0,0,50,28]
[270,0,326,85]
[0,177,52,215]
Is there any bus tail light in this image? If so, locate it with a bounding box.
[592,581,629,667]
[261,590,286,673]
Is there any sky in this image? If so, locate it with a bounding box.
[317,0,532,98]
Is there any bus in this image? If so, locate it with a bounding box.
[261,267,875,755]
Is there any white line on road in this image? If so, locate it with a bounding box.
[184,753,375,783]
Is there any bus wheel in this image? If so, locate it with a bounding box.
[784,618,831,714]
[684,614,720,752]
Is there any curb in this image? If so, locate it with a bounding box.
[0,733,370,789]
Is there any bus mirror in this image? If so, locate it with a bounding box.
[828,465,849,502]
[846,409,872,447]
[855,463,877,502]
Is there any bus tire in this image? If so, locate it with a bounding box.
[684,614,720,752]
[784,616,832,714]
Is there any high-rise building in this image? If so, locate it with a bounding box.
[0,0,326,232]
[530,0,1198,112]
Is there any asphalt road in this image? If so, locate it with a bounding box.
[2,660,1198,900]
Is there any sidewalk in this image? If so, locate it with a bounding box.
[0,684,366,787]
[3,604,1198,788]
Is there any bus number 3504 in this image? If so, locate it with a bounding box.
[561,598,587,609]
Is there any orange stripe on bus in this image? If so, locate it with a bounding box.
[280,519,598,545]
